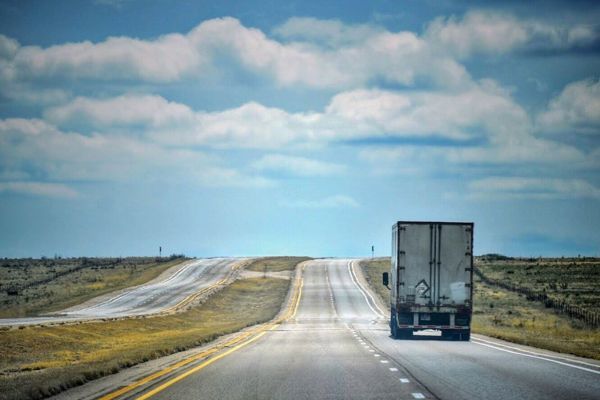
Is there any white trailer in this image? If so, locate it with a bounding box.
[383,221,474,340]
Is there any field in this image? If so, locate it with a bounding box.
[0,274,291,400]
[360,257,600,360]
[0,256,187,318]
[476,256,600,313]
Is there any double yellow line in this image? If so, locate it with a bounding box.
[99,262,306,400]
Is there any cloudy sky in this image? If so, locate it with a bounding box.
[0,0,598,257]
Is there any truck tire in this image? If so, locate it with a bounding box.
[396,329,413,339]
[441,330,457,341]
[390,313,398,338]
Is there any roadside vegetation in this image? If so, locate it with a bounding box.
[358,258,391,310]
[0,275,291,400]
[360,256,600,360]
[476,255,600,315]
[0,256,187,318]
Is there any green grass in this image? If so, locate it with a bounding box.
[245,257,311,273]
[0,277,290,400]
[361,257,600,360]
[0,257,187,318]
[358,258,390,311]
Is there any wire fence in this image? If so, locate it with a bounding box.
[474,267,600,328]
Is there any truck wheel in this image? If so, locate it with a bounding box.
[396,329,412,339]
[390,313,398,338]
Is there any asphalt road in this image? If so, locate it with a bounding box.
[140,259,600,400]
[0,258,243,327]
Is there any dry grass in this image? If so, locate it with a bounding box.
[475,256,600,313]
[358,258,391,311]
[246,257,311,273]
[0,257,187,318]
[0,277,290,400]
[361,257,600,359]
[473,277,600,360]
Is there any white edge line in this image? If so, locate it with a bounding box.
[472,341,600,375]
[472,337,600,369]
[347,260,385,318]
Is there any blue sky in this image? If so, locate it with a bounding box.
[0,0,598,257]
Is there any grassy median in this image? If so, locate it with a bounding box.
[246,256,311,273]
[0,276,290,400]
[360,257,600,360]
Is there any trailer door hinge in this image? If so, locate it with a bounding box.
[464,268,472,272]
[465,283,472,288]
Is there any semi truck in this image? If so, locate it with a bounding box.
[383,221,473,341]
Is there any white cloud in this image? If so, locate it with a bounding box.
[46,81,529,149]
[0,34,19,60]
[272,17,383,48]
[251,154,345,176]
[0,118,270,188]
[0,13,596,100]
[468,177,600,200]
[0,16,470,91]
[537,78,600,136]
[284,195,359,208]
[45,94,195,129]
[2,32,204,84]
[94,0,133,8]
[425,11,599,58]
[326,81,528,140]
[0,181,78,198]
[41,83,590,175]
[426,11,529,58]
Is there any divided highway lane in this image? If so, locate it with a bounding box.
[143,259,433,400]
[0,258,246,327]
[134,259,600,400]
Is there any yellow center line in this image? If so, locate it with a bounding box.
[135,331,269,400]
[99,262,306,400]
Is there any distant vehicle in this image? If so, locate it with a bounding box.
[383,221,473,340]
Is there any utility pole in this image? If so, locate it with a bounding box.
[371,245,374,259]
[159,246,162,258]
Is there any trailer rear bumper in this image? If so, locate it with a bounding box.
[397,325,470,330]
[390,308,472,340]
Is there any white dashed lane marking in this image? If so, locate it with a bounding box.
[380,360,389,364]
[389,367,398,372]
[400,378,409,383]
[411,393,425,399]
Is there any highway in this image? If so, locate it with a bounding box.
[0,258,244,327]
[90,258,599,400]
